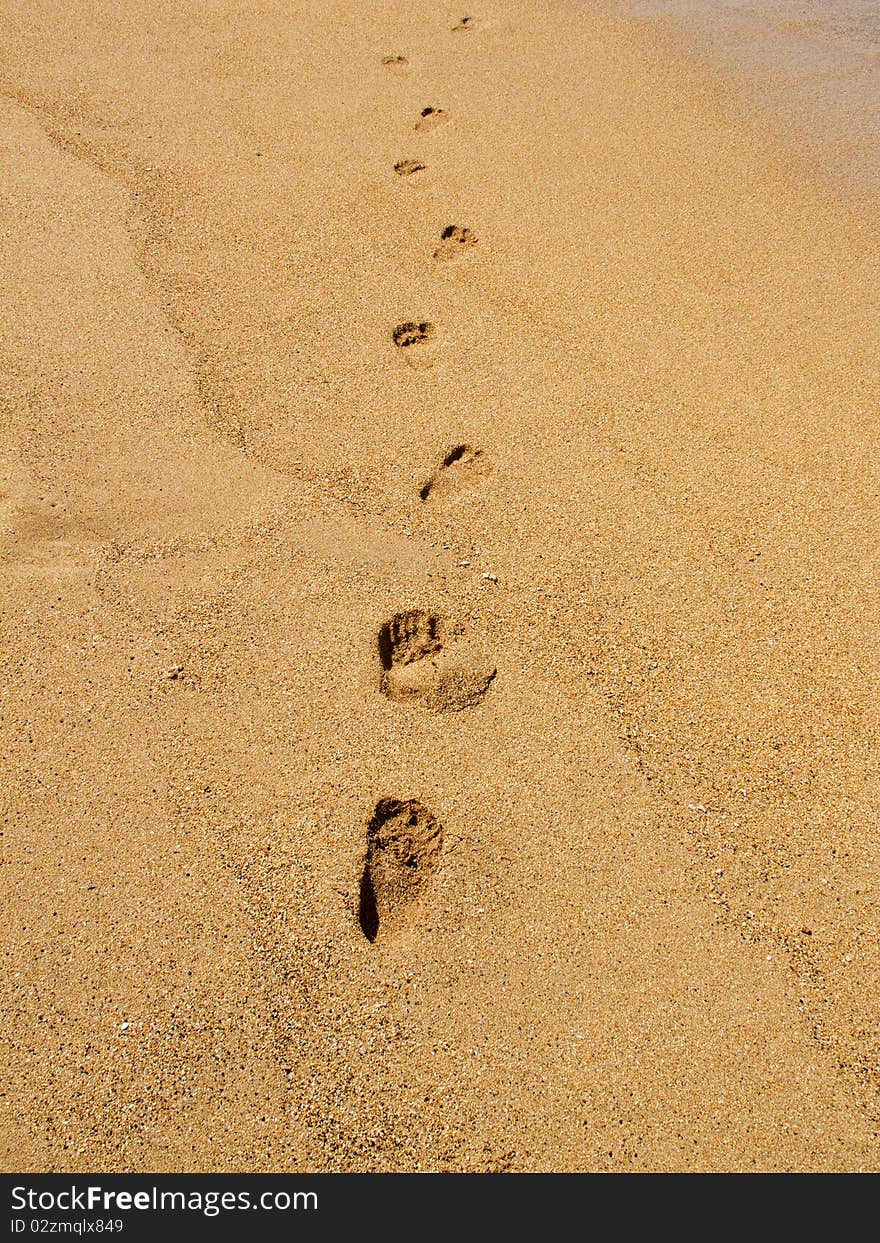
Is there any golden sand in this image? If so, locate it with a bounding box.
[1,0,878,1171]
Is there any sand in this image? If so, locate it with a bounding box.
[1,0,878,1172]
[615,0,880,196]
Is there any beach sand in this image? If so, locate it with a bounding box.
[1,0,878,1171]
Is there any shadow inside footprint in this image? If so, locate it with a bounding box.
[392,320,437,367]
[393,321,435,349]
[379,609,495,711]
[358,866,380,942]
[394,159,427,176]
[358,798,444,942]
[420,444,492,503]
[415,106,449,133]
[433,225,478,262]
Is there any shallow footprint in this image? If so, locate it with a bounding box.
[394,159,427,177]
[358,798,444,942]
[392,320,438,368]
[433,225,478,262]
[415,106,449,133]
[379,609,496,711]
[420,444,492,504]
[382,54,410,70]
[452,16,478,32]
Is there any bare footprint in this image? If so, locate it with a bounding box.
[433,224,478,261]
[379,609,496,711]
[415,106,449,133]
[392,320,438,368]
[382,54,409,71]
[358,798,443,942]
[420,444,492,504]
[394,159,427,177]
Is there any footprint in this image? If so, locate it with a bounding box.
[394,158,427,177]
[392,320,438,367]
[420,444,491,504]
[382,54,410,70]
[379,609,496,711]
[358,798,444,942]
[433,224,478,262]
[452,16,478,32]
[415,106,449,133]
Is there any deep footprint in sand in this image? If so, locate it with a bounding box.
[358,798,444,942]
[394,158,427,177]
[415,106,449,133]
[379,609,495,711]
[433,225,478,261]
[392,320,437,367]
[420,444,492,504]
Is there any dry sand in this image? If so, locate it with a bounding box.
[1,0,878,1171]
